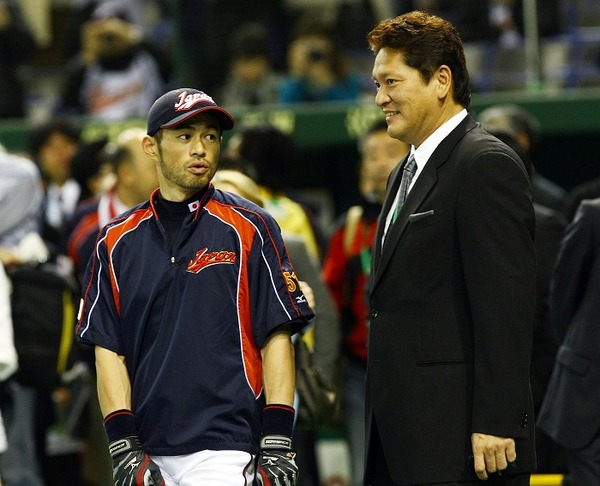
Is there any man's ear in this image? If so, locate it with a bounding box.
[435,65,453,99]
[142,135,158,158]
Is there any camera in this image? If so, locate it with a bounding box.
[100,32,117,44]
[308,48,326,62]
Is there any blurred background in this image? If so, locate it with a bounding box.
[0,0,599,226]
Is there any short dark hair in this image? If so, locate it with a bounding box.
[104,143,133,171]
[367,11,471,108]
[230,22,270,61]
[358,118,389,155]
[477,104,541,158]
[28,117,81,160]
[236,124,294,192]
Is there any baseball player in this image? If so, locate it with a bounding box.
[76,88,314,485]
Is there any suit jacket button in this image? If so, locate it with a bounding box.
[371,309,379,318]
[520,412,528,428]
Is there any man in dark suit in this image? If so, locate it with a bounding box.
[365,11,537,485]
[537,197,600,485]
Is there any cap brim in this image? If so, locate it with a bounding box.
[160,106,235,132]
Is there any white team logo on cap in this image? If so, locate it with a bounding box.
[174,91,214,112]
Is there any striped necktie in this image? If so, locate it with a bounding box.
[391,155,417,224]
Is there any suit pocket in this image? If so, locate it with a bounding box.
[408,209,435,223]
[416,359,473,367]
[557,346,590,375]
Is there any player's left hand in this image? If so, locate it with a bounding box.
[471,432,516,480]
[255,449,298,486]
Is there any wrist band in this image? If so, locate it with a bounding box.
[261,404,295,439]
[260,434,293,451]
[103,409,137,443]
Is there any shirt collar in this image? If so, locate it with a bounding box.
[412,109,468,168]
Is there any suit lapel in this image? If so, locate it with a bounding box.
[371,155,408,267]
[371,114,478,292]
[374,162,437,279]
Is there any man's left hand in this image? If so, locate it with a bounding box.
[471,432,516,480]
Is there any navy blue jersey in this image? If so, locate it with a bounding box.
[76,185,313,455]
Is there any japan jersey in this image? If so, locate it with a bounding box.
[76,185,313,455]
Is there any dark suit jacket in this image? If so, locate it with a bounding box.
[537,198,600,451]
[365,114,537,484]
[531,203,566,411]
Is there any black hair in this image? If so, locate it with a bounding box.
[230,22,270,61]
[236,124,294,192]
[70,137,110,199]
[28,117,81,160]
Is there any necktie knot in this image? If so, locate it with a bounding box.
[404,155,417,175]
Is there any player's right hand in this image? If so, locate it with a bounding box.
[109,435,165,486]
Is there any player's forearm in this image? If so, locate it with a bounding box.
[261,327,295,406]
[95,345,132,416]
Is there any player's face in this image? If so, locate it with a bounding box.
[144,113,222,202]
[372,48,441,148]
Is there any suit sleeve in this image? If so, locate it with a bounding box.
[549,201,596,343]
[456,150,536,438]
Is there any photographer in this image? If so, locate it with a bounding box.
[279,18,363,104]
[57,1,173,121]
[0,0,37,119]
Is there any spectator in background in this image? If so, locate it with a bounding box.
[322,119,409,486]
[69,137,112,204]
[537,197,600,485]
[0,260,18,486]
[66,128,158,286]
[0,0,37,119]
[0,148,45,258]
[477,103,567,213]
[58,0,172,121]
[177,0,283,99]
[221,22,281,108]
[0,146,48,486]
[564,174,600,222]
[279,17,363,104]
[27,117,81,255]
[226,123,323,259]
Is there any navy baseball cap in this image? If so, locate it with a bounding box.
[147,88,234,136]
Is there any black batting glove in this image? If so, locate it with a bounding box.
[109,435,165,486]
[254,435,299,486]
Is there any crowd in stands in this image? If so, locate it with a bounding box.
[0,1,600,485]
[0,0,597,124]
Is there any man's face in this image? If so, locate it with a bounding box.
[372,48,440,148]
[360,130,409,203]
[143,113,222,201]
[39,132,78,185]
